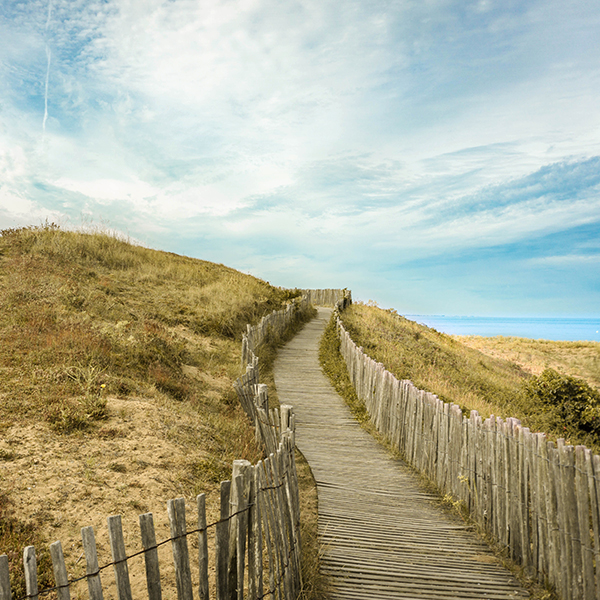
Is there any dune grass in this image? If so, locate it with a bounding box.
[0,224,316,599]
[340,303,529,417]
[456,334,600,389]
[0,223,298,428]
[338,302,600,453]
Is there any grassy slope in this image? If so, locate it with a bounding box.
[0,225,313,599]
[339,303,600,453]
[456,335,600,389]
[340,303,529,417]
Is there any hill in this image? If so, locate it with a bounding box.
[333,302,600,453]
[0,224,304,598]
[455,334,600,390]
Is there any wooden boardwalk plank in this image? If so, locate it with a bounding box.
[274,308,529,599]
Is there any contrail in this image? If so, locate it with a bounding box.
[45,0,53,30]
[42,0,53,136]
[42,46,51,135]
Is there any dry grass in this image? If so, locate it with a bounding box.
[0,224,304,599]
[456,335,600,389]
[294,450,330,600]
[339,302,600,453]
[340,303,530,419]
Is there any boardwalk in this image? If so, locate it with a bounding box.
[274,308,529,600]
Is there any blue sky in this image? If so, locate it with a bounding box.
[1,0,600,317]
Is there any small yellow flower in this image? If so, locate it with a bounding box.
[100,384,106,389]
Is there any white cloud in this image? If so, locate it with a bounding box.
[0,188,34,215]
[52,177,157,202]
[528,254,600,266]
[0,144,28,183]
[2,0,600,315]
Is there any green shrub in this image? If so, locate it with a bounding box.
[521,368,600,435]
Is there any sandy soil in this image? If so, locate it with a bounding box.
[1,396,223,600]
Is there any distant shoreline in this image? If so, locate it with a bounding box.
[405,315,600,342]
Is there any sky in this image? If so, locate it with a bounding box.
[1,0,600,318]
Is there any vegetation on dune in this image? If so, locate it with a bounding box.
[340,302,529,418]
[0,223,299,430]
[319,316,369,425]
[457,334,600,391]
[0,223,317,599]
[338,302,600,453]
[518,368,600,446]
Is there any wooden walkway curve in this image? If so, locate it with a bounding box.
[274,308,529,600]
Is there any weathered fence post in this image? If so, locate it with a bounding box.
[216,480,231,600]
[108,515,133,600]
[81,526,104,600]
[248,465,263,599]
[167,499,193,600]
[23,547,38,600]
[139,513,162,600]
[0,555,10,600]
[49,541,70,600]
[197,494,209,600]
[228,460,252,600]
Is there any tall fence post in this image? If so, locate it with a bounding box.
[216,481,231,600]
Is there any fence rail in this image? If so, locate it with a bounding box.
[334,300,600,600]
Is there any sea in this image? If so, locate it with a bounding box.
[404,315,600,342]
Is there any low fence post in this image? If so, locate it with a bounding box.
[107,515,133,600]
[229,461,252,600]
[0,555,10,600]
[197,495,209,600]
[23,547,37,600]
[49,541,70,600]
[81,526,103,600]
[139,513,162,600]
[167,499,193,600]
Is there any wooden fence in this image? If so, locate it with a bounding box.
[335,300,600,600]
[0,416,300,600]
[297,289,350,308]
[241,296,311,369]
[239,289,349,368]
[0,297,317,600]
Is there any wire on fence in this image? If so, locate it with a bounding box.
[13,502,261,600]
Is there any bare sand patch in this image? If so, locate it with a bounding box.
[1,396,222,600]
